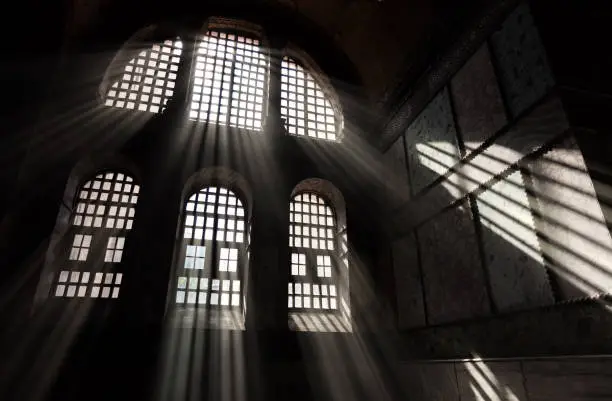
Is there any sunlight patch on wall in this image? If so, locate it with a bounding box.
[416,141,462,198]
[476,170,542,263]
[464,361,521,401]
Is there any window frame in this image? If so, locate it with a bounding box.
[288,191,342,314]
[49,169,140,300]
[173,184,250,311]
[280,55,343,142]
[103,38,183,113]
[188,28,270,132]
[99,24,347,143]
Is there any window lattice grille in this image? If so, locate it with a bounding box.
[190,31,267,130]
[74,172,139,230]
[184,245,206,270]
[176,186,246,308]
[55,271,123,299]
[69,234,92,261]
[104,236,125,263]
[281,57,337,141]
[289,193,335,250]
[288,282,337,310]
[291,253,306,276]
[176,277,241,307]
[316,255,333,278]
[52,171,139,300]
[105,39,182,113]
[289,192,338,311]
[219,247,239,272]
[183,186,246,243]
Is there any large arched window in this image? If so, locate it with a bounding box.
[189,30,267,130]
[104,39,183,113]
[52,171,140,299]
[173,186,248,310]
[100,23,348,143]
[281,56,340,141]
[289,192,339,311]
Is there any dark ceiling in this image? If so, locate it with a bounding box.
[5,0,494,134]
[60,0,493,105]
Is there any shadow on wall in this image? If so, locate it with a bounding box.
[385,125,612,400]
[407,132,612,314]
[399,355,612,401]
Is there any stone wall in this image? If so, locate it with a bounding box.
[489,2,555,119]
[385,1,611,330]
[398,357,612,401]
[524,136,612,300]
[404,87,461,196]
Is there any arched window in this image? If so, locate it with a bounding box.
[281,56,339,141]
[174,186,247,309]
[289,192,339,311]
[104,39,183,113]
[189,31,267,130]
[52,171,140,299]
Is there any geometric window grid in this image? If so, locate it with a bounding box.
[47,171,139,302]
[176,277,241,307]
[184,245,206,270]
[183,186,245,243]
[289,192,335,250]
[291,253,306,276]
[281,56,337,141]
[53,271,123,299]
[104,236,125,263]
[69,234,92,261]
[73,172,139,230]
[288,283,337,310]
[218,247,238,272]
[189,30,267,131]
[105,39,183,113]
[316,255,332,278]
[176,185,246,310]
[288,192,339,312]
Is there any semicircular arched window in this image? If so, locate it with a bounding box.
[51,171,140,299]
[289,192,339,311]
[173,186,248,310]
[189,30,268,131]
[281,56,340,142]
[104,39,183,113]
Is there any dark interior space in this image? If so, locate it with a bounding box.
[1,0,612,400]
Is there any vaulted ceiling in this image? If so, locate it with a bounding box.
[60,0,493,107]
